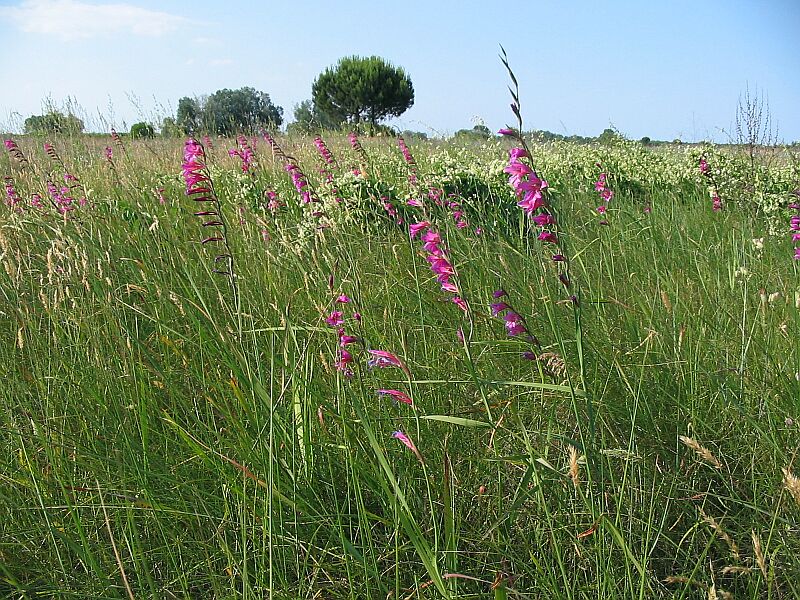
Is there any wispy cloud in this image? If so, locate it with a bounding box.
[0,0,188,40]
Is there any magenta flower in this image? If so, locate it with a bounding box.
[367,349,409,375]
[504,311,527,336]
[313,135,336,166]
[490,301,510,316]
[335,348,354,377]
[182,139,210,195]
[498,128,515,136]
[336,294,351,303]
[339,334,359,346]
[377,389,413,406]
[392,430,424,462]
[538,231,558,244]
[409,221,430,238]
[326,310,344,327]
[3,177,22,211]
[789,196,800,259]
[452,296,468,312]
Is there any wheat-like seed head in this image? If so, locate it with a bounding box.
[699,507,740,560]
[782,467,800,506]
[751,530,767,579]
[720,565,751,575]
[568,445,580,488]
[660,289,672,313]
[680,435,722,469]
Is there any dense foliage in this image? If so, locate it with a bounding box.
[23,110,84,135]
[175,87,283,135]
[312,55,415,132]
[130,121,155,139]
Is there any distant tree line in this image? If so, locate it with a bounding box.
[17,58,796,144]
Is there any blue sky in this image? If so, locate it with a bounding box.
[0,0,798,141]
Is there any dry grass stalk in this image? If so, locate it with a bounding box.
[751,530,767,579]
[783,466,800,506]
[663,575,706,589]
[680,435,722,469]
[568,445,580,488]
[698,507,740,560]
[660,289,672,313]
[720,565,752,575]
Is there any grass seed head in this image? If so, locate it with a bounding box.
[680,435,722,469]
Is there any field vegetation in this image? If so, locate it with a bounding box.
[1,97,800,598]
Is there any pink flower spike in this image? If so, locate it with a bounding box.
[339,334,359,346]
[409,221,431,238]
[407,199,423,207]
[336,294,351,304]
[367,349,410,375]
[509,147,528,160]
[538,231,558,244]
[377,389,413,405]
[452,296,468,312]
[490,301,509,317]
[532,213,555,227]
[498,128,515,136]
[392,430,424,462]
[326,311,344,327]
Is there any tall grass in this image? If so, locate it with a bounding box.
[0,129,798,599]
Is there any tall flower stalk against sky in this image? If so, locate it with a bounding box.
[182,138,238,294]
[499,46,595,459]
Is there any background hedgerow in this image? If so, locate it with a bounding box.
[0,130,799,599]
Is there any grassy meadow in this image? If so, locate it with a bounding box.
[1,130,799,599]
